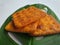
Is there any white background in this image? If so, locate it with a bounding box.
[0,0,60,27]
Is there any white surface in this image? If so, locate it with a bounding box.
[0,0,60,27]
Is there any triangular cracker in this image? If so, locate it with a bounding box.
[5,15,60,36]
[5,6,60,36]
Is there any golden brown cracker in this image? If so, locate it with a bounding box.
[30,15,60,36]
[5,21,38,33]
[5,6,60,36]
[12,6,46,28]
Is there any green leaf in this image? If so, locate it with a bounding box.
[0,4,60,45]
[0,16,18,45]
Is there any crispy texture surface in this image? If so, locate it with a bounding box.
[5,6,60,36]
[12,6,46,28]
[5,21,27,33]
[5,15,60,36]
[5,21,38,33]
[30,15,60,36]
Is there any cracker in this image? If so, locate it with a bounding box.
[12,6,46,28]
